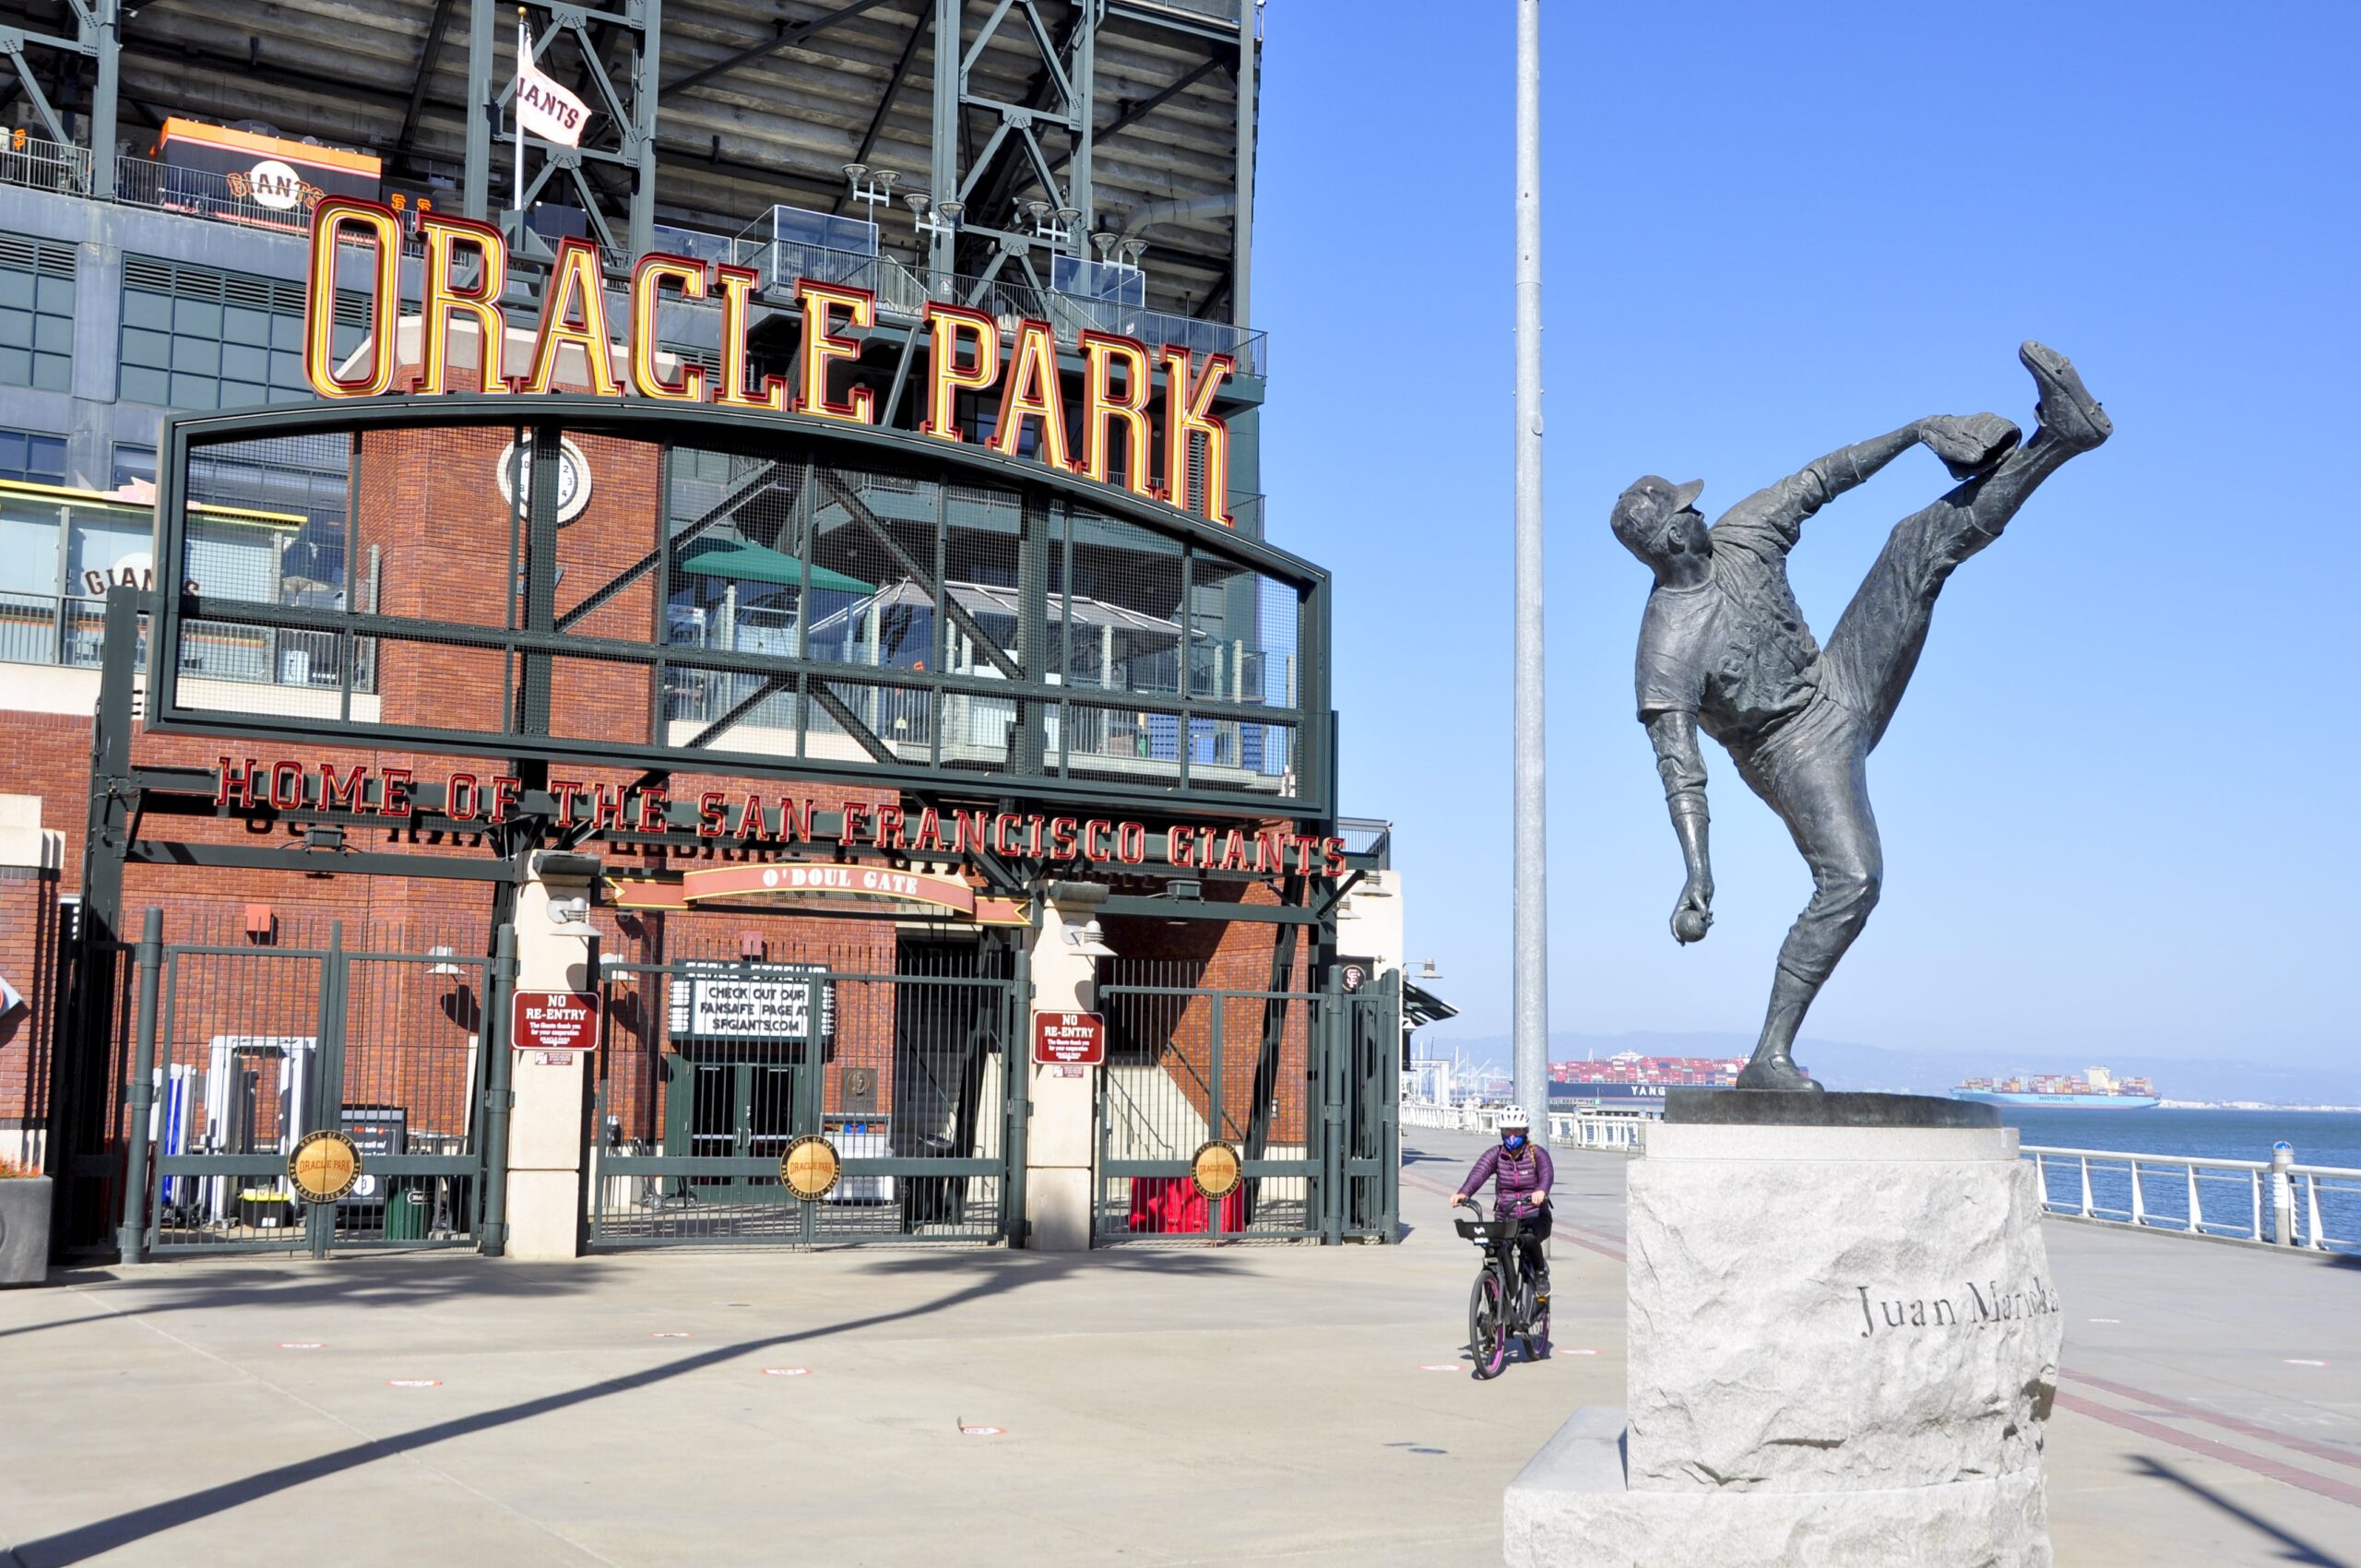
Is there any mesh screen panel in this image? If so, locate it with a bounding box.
[160,412,1318,809]
[178,431,353,607]
[942,483,1025,673]
[1064,509,1183,695]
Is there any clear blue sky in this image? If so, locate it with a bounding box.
[1254,1,2359,1066]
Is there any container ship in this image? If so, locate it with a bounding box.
[1549,1052,1748,1109]
[1952,1066,2159,1110]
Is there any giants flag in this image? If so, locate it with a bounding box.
[516,28,593,147]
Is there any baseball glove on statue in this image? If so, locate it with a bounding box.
[1920,412,2022,480]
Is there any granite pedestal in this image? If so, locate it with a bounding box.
[1504,1092,2060,1567]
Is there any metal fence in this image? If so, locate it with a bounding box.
[1552,1111,1646,1152]
[0,132,90,195]
[590,930,1019,1248]
[2,131,1272,377]
[1097,960,1394,1243]
[121,907,499,1257]
[0,589,113,669]
[1399,1099,1647,1152]
[2024,1144,2361,1255]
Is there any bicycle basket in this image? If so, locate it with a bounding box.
[1455,1216,1525,1243]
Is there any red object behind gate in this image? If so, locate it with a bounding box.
[1127,1177,1245,1234]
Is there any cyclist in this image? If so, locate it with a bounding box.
[1449,1107,1553,1307]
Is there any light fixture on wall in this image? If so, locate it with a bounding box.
[1062,917,1115,957]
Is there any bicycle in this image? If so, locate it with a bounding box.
[1458,1211,1548,1379]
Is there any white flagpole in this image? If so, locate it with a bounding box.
[1512,0,1548,1128]
[514,9,528,216]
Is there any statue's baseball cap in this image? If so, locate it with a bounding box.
[1611,475,1705,554]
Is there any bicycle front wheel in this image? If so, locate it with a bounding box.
[1469,1266,1508,1380]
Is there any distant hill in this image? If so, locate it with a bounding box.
[1418,1029,2361,1108]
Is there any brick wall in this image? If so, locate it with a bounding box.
[1103,881,1314,1146]
[0,868,64,1164]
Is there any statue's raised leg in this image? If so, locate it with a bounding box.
[1821,341,2110,751]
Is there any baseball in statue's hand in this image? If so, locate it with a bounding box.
[1672,907,1710,944]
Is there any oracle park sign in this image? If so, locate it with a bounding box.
[299,199,1242,526]
[132,195,1336,941]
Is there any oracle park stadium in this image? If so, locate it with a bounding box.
[0,0,1448,1264]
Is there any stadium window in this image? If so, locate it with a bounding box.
[112,444,157,488]
[0,235,77,393]
[0,432,70,599]
[119,256,365,411]
[0,429,68,486]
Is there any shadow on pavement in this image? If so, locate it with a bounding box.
[2132,1456,2354,1568]
[9,1248,1244,1567]
[0,1256,616,1343]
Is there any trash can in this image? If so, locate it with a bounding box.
[384,1181,430,1241]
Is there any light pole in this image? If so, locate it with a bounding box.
[1511,0,1548,1123]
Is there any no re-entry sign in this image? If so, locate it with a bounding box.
[1031,1011,1105,1066]
[512,990,599,1052]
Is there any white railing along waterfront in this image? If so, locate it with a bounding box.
[1400,1099,1648,1153]
[1552,1111,1647,1152]
[2023,1144,2361,1254]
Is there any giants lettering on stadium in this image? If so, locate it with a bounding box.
[301,197,1237,526]
[215,757,1347,878]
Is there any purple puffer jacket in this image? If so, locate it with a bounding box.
[1456,1141,1553,1216]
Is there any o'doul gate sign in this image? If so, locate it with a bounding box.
[512,990,599,1053]
[1032,1012,1105,1067]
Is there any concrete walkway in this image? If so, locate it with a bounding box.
[1,1129,2355,1566]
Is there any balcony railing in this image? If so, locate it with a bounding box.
[4,134,1271,379]
[0,591,374,696]
[1337,817,1391,866]
[111,154,325,236]
[0,590,112,669]
[1,133,91,196]
[0,589,157,673]
[877,258,1267,376]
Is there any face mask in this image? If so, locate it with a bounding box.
[1501,1133,1526,1151]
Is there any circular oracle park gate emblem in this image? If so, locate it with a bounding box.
[287,1130,362,1204]
[1190,1140,1243,1200]
[780,1135,842,1202]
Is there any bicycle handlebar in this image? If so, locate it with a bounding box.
[1454,1215,1528,1244]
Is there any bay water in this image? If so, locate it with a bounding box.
[1997,1106,2361,1169]
[1998,1106,2361,1252]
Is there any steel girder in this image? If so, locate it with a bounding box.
[465,0,663,262]
[0,0,117,195]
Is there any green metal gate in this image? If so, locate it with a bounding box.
[589,928,1022,1247]
[119,907,501,1258]
[1337,970,1403,1241]
[1095,962,1399,1243]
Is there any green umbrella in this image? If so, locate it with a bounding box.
[675,536,873,595]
